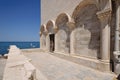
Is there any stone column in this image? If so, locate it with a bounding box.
[97,10,111,62]
[46,34,50,51]
[115,1,120,51]
[54,27,59,53]
[70,31,75,54]
[66,22,75,55]
[40,31,47,50]
[114,1,120,74]
[40,35,43,49]
[54,33,59,53]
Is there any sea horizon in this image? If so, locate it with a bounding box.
[0,41,40,42]
[0,42,40,55]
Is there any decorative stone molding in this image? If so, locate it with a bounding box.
[96,8,112,21]
[40,31,48,37]
[40,24,46,33]
[44,31,49,36]
[114,51,120,63]
[54,27,59,33]
[40,24,48,37]
[113,51,120,74]
[66,22,76,31]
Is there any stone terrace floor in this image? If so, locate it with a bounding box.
[22,50,116,80]
[0,58,6,80]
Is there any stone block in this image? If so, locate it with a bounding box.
[23,62,36,80]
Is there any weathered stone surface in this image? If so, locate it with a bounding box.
[71,4,100,59]
[55,30,69,53]
[0,58,6,80]
[40,0,120,75]
[23,50,116,80]
[3,46,43,80]
[41,0,82,24]
[40,34,46,50]
[73,27,92,57]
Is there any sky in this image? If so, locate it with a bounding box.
[0,0,40,42]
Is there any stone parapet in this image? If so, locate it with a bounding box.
[3,45,47,80]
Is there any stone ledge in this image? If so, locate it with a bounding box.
[53,51,112,72]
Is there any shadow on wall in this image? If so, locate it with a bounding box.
[55,13,71,53]
[73,4,101,59]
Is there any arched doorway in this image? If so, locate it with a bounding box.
[46,20,56,52]
[49,34,55,52]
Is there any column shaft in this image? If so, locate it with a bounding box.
[97,10,111,62]
[101,24,110,61]
[115,2,120,51]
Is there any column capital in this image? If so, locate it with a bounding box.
[66,22,76,31]
[45,31,49,36]
[98,9,111,62]
[41,31,48,36]
[96,9,112,21]
[54,27,58,34]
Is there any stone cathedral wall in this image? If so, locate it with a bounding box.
[40,0,115,72]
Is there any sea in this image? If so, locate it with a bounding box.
[0,42,40,55]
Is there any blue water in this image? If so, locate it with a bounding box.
[0,42,40,55]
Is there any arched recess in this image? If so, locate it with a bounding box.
[72,0,99,19]
[46,20,56,52]
[40,24,47,50]
[71,0,101,59]
[98,0,112,11]
[55,13,71,54]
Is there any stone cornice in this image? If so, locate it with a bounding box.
[66,22,76,31]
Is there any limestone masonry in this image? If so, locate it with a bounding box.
[40,0,120,76]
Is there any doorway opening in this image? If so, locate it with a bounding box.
[49,34,55,52]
